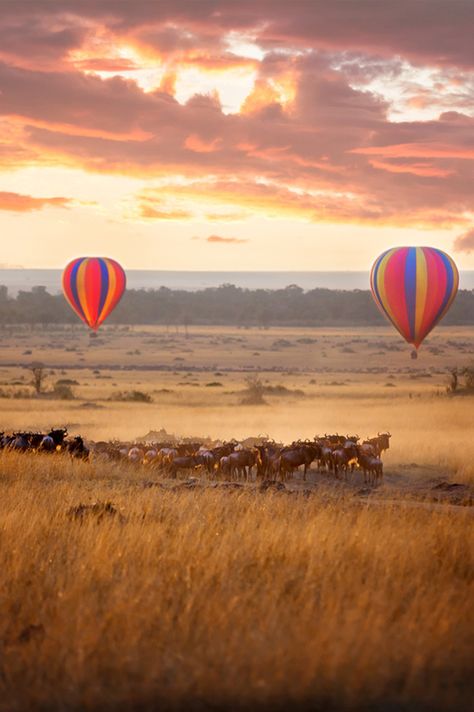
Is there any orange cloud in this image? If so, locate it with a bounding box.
[139,205,193,220]
[0,191,71,212]
[140,178,468,229]
[205,211,248,221]
[184,134,222,153]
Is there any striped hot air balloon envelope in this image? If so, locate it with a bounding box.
[370,247,459,350]
[62,257,126,330]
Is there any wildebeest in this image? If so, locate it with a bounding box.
[357,448,383,485]
[226,448,258,480]
[332,441,359,480]
[279,443,320,481]
[65,436,90,460]
[363,432,391,457]
[169,455,203,478]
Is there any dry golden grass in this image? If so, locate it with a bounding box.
[1,325,473,709]
[0,452,473,712]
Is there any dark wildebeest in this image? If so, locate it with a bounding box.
[255,444,280,479]
[279,444,319,481]
[47,428,68,451]
[8,433,30,451]
[227,448,258,480]
[65,436,90,460]
[170,454,203,478]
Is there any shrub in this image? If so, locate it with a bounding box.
[53,383,75,400]
[110,390,153,403]
[240,376,267,405]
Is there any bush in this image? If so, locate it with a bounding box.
[110,390,153,403]
[240,376,267,405]
[462,366,474,390]
[53,383,75,400]
[447,366,474,394]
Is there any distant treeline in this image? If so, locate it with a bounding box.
[0,284,473,327]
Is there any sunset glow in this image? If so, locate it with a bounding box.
[0,1,472,269]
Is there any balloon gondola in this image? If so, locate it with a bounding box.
[62,257,126,330]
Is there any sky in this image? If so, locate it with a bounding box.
[0,0,473,271]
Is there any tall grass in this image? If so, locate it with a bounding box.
[0,452,472,711]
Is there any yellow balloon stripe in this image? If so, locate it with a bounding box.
[414,247,428,339]
[375,248,399,326]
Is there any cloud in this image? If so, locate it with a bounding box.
[184,134,222,153]
[4,1,472,68]
[352,143,474,160]
[0,4,473,233]
[139,205,193,220]
[205,211,248,221]
[72,57,140,73]
[453,228,474,253]
[195,234,248,244]
[2,1,472,70]
[0,191,71,212]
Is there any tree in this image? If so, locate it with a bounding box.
[29,362,47,395]
[447,368,458,393]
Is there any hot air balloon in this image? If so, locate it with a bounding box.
[370,247,458,352]
[62,257,126,330]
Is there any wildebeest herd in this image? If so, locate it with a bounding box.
[1,428,391,486]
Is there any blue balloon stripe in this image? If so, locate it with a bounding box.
[70,258,87,322]
[404,247,417,343]
[371,248,388,308]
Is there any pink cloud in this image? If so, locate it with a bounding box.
[200,235,248,244]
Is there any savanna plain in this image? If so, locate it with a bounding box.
[0,324,473,711]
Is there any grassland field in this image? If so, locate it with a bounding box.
[0,323,473,711]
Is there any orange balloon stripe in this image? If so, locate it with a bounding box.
[97,260,117,327]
